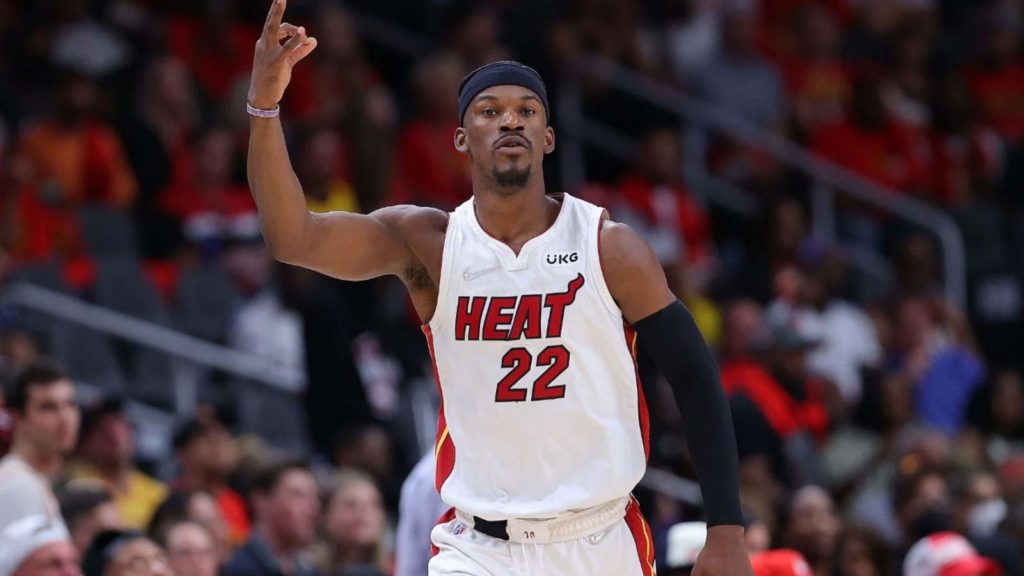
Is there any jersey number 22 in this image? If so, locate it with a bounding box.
[495,345,571,402]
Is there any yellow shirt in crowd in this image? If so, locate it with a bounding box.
[69,465,168,530]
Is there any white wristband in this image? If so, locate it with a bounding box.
[246,102,280,118]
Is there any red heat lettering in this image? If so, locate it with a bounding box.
[455,296,486,340]
[482,296,517,340]
[508,295,542,340]
[543,274,585,338]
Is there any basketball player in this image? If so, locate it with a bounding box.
[247,1,752,574]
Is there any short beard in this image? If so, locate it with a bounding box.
[493,165,531,189]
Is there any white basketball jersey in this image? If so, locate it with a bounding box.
[424,193,649,520]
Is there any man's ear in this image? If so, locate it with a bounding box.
[454,127,469,154]
[543,126,556,155]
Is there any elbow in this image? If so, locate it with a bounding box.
[262,231,306,265]
[265,238,303,265]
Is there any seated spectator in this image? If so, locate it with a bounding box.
[156,125,257,255]
[165,10,259,103]
[443,5,510,71]
[880,21,932,132]
[890,297,985,436]
[777,4,852,139]
[390,52,470,211]
[0,360,79,522]
[69,399,167,530]
[722,305,828,487]
[895,467,954,544]
[962,5,1024,144]
[615,129,716,290]
[316,470,389,576]
[782,486,841,576]
[227,459,320,576]
[903,531,1002,576]
[695,5,786,184]
[330,424,396,509]
[172,407,250,545]
[281,4,383,125]
[57,481,122,554]
[925,72,1004,209]
[766,250,882,407]
[832,524,891,576]
[148,490,231,564]
[0,514,78,576]
[159,520,219,576]
[14,70,136,209]
[295,126,359,215]
[127,55,202,260]
[227,259,305,371]
[969,369,1024,461]
[811,72,929,195]
[82,529,171,576]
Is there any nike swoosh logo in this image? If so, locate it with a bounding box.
[463,265,500,281]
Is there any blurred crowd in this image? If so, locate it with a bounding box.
[1,0,1024,575]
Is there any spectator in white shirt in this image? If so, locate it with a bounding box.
[0,360,80,524]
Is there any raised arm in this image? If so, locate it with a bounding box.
[600,221,752,576]
[246,0,412,281]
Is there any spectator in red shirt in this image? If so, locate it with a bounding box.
[15,70,137,209]
[756,0,852,60]
[157,126,257,254]
[10,70,136,277]
[166,10,259,103]
[390,53,471,211]
[283,4,389,128]
[172,408,250,548]
[811,72,929,195]
[962,5,1024,143]
[925,72,1004,208]
[617,129,716,292]
[777,4,852,139]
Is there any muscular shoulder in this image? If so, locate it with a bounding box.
[599,220,675,323]
[372,204,449,236]
[372,205,448,290]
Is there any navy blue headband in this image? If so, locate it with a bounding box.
[458,61,549,125]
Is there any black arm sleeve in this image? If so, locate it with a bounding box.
[633,300,743,526]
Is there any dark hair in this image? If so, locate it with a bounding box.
[8,358,69,412]
[148,490,206,543]
[250,458,312,496]
[57,482,113,531]
[172,419,206,452]
[833,524,893,576]
[82,529,146,576]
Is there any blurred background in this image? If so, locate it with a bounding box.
[1,0,1023,575]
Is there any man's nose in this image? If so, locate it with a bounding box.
[500,111,525,131]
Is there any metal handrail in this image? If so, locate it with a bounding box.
[563,55,967,308]
[1,282,305,392]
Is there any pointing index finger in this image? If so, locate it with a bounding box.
[263,0,286,38]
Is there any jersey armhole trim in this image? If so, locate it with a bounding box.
[425,211,455,330]
[589,207,625,318]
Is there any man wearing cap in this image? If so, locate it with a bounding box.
[903,531,1003,576]
[246,1,751,574]
[0,514,80,576]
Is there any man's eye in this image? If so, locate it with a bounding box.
[521,108,535,116]
[483,108,497,116]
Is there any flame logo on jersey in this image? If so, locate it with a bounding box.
[454,274,585,341]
